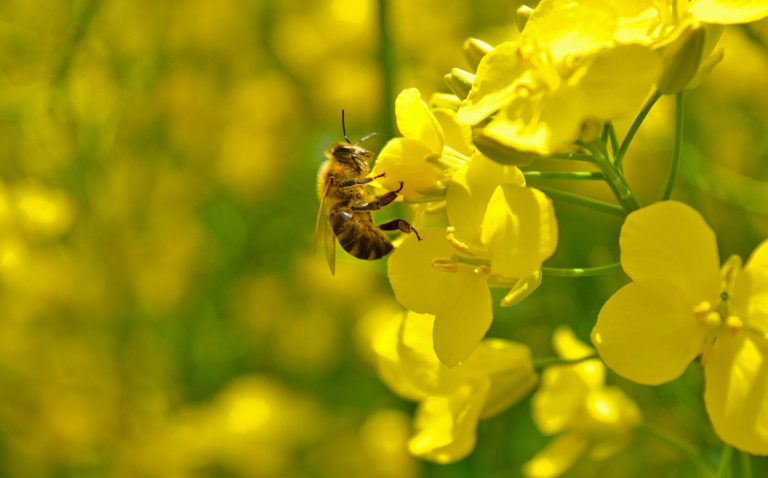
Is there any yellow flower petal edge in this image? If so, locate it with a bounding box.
[619,200,721,304]
[408,380,491,463]
[690,0,768,24]
[522,431,588,478]
[592,280,713,385]
[704,331,768,455]
[371,137,444,201]
[395,88,444,153]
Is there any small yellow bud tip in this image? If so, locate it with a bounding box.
[726,315,743,334]
[432,258,458,273]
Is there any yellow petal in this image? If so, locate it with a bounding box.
[433,108,473,158]
[579,44,661,119]
[522,0,618,60]
[532,366,592,435]
[395,88,444,153]
[620,201,721,304]
[409,380,490,463]
[447,153,525,246]
[462,339,538,418]
[387,228,493,367]
[553,326,594,361]
[704,331,768,454]
[522,431,588,478]
[457,42,527,125]
[690,0,768,23]
[371,137,444,201]
[592,280,711,385]
[732,239,768,336]
[481,185,558,279]
[433,275,493,367]
[373,311,429,401]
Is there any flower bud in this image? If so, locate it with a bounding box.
[516,5,534,32]
[463,38,494,71]
[658,22,706,94]
[429,92,462,111]
[444,68,474,99]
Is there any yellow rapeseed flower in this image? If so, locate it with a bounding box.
[371,88,473,202]
[524,327,640,478]
[388,154,557,366]
[591,200,768,454]
[457,0,661,155]
[373,310,538,463]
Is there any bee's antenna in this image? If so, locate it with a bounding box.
[357,132,377,144]
[341,109,351,143]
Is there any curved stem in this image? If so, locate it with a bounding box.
[740,451,753,478]
[607,122,619,155]
[588,143,642,213]
[533,354,597,370]
[635,425,717,477]
[541,152,596,162]
[537,186,625,216]
[524,171,605,180]
[717,445,733,478]
[615,90,662,171]
[661,91,684,200]
[542,263,622,277]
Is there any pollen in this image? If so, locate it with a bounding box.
[726,315,743,334]
[694,301,721,327]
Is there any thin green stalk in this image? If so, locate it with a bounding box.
[615,90,662,170]
[588,143,642,212]
[635,425,716,477]
[607,122,619,155]
[376,0,396,140]
[661,91,684,200]
[537,186,625,216]
[533,354,597,370]
[740,451,753,478]
[542,152,596,162]
[542,263,622,277]
[523,171,605,180]
[740,24,768,57]
[717,445,733,478]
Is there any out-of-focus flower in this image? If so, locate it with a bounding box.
[458,0,661,156]
[524,327,640,478]
[372,310,537,463]
[388,153,557,365]
[372,88,473,202]
[591,201,768,454]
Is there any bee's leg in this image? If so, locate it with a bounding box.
[379,218,421,241]
[338,172,386,188]
[350,181,403,211]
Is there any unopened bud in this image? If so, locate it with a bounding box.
[444,68,475,99]
[463,38,494,71]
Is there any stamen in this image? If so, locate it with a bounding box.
[473,266,491,276]
[726,315,743,334]
[432,258,458,273]
[446,227,473,256]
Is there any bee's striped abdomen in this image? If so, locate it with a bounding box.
[330,208,393,260]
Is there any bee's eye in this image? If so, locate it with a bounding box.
[336,145,352,154]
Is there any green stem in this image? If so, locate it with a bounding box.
[542,263,622,277]
[542,152,596,162]
[376,0,396,140]
[523,171,605,180]
[661,91,684,200]
[740,24,768,57]
[615,90,662,171]
[740,451,753,478]
[717,445,733,478]
[635,425,716,477]
[588,143,642,212]
[607,122,619,155]
[532,354,597,370]
[537,186,625,216]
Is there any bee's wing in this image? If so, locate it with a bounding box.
[324,215,336,275]
[313,178,333,257]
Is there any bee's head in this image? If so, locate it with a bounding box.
[326,141,374,172]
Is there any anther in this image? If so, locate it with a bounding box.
[446,227,473,256]
[726,315,743,334]
[432,258,458,273]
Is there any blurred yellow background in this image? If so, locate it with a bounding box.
[1,0,767,476]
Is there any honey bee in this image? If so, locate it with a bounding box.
[314,111,421,274]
